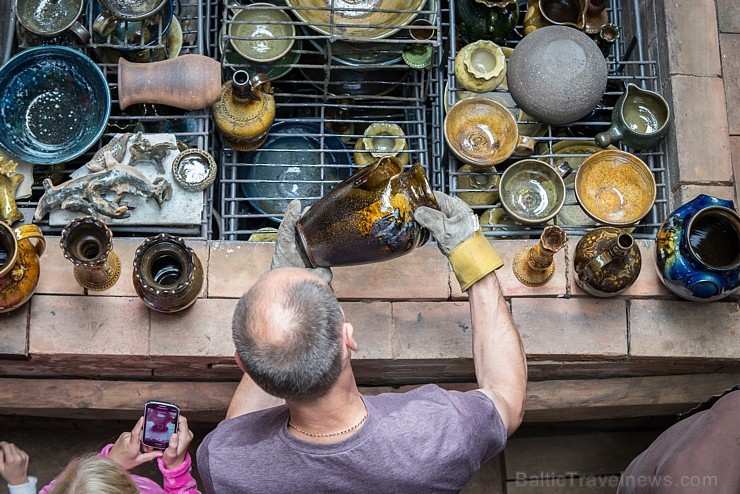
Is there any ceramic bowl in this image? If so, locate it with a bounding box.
[575,149,656,226]
[507,25,607,125]
[499,159,569,225]
[0,46,110,165]
[229,4,295,63]
[456,164,500,206]
[240,122,352,222]
[172,148,217,192]
[92,0,173,49]
[221,28,301,81]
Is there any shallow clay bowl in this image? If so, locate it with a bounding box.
[575,149,656,227]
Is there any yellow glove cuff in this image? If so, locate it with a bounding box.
[448,231,504,292]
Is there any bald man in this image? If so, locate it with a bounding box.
[197,192,527,493]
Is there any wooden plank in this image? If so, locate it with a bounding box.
[506,476,621,494]
[461,457,505,494]
[1,373,737,422]
[504,431,660,478]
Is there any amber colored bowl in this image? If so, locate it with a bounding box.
[575,149,656,227]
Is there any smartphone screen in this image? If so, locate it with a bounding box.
[141,401,180,449]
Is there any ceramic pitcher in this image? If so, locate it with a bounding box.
[573,227,641,297]
[0,222,46,313]
[132,233,203,313]
[655,194,740,301]
[296,157,439,268]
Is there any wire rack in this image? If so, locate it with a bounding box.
[215,0,442,240]
[442,0,669,239]
[13,0,215,238]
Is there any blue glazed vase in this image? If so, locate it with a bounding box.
[655,194,740,302]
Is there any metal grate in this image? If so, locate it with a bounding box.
[442,0,669,239]
[215,0,442,240]
[13,0,215,238]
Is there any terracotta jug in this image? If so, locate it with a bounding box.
[0,222,46,313]
[296,157,438,268]
[573,227,641,297]
[212,70,276,151]
[656,194,740,301]
[60,216,121,291]
[132,233,203,313]
[117,54,222,110]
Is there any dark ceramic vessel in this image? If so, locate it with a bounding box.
[132,233,203,313]
[60,216,121,291]
[574,227,641,297]
[0,46,110,165]
[296,157,438,268]
[456,0,519,44]
[507,26,607,125]
[655,194,740,302]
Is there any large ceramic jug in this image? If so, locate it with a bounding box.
[655,194,740,301]
[457,0,519,44]
[0,222,46,313]
[573,227,641,297]
[212,70,276,152]
[132,233,203,313]
[296,157,439,268]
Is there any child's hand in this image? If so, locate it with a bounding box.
[108,417,163,470]
[0,442,29,485]
[162,415,194,470]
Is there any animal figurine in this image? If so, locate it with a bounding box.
[85,133,138,172]
[128,137,179,174]
[0,157,24,225]
[34,151,173,220]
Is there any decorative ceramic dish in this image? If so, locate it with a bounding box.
[172,148,218,192]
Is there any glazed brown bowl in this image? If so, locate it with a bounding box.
[575,149,656,227]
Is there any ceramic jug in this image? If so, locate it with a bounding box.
[212,70,276,152]
[524,0,607,35]
[573,227,641,297]
[0,222,46,313]
[655,194,740,302]
[457,0,519,44]
[296,157,439,268]
[60,216,121,291]
[132,233,203,313]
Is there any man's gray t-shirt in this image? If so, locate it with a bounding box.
[197,384,507,493]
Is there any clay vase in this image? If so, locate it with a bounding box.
[132,233,203,313]
[118,54,221,110]
[655,194,740,302]
[60,216,121,291]
[0,222,46,313]
[296,157,438,268]
[574,227,641,297]
[212,70,276,151]
[457,0,519,44]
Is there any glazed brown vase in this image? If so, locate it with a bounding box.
[60,216,121,291]
[118,54,222,110]
[296,157,438,268]
[0,222,46,313]
[132,233,203,313]
[574,227,641,297]
[212,70,276,151]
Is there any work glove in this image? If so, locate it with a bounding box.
[271,199,333,284]
[414,191,503,292]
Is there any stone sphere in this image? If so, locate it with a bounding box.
[507,26,608,126]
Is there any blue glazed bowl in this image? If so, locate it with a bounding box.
[240,122,353,222]
[0,46,110,165]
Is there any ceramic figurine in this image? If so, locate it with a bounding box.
[128,137,178,173]
[296,157,439,267]
[60,216,121,291]
[0,222,45,313]
[117,54,221,111]
[655,194,740,302]
[34,152,173,220]
[574,227,642,297]
[513,225,567,287]
[85,133,137,172]
[212,71,276,151]
[457,0,519,44]
[454,40,507,93]
[0,157,24,225]
[132,233,203,313]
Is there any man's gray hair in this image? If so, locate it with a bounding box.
[232,278,344,400]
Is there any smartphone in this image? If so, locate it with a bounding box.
[141,401,180,450]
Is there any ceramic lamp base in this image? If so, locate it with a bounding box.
[512,246,555,287]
